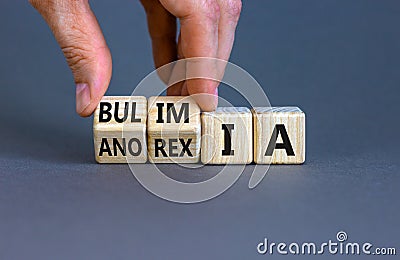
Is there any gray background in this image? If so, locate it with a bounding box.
[0,0,399,259]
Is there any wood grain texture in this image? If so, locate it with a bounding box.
[93,96,147,163]
[147,96,201,163]
[201,107,253,164]
[252,107,305,164]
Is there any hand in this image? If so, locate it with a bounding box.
[30,0,242,116]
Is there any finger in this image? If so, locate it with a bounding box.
[141,0,177,70]
[160,0,221,111]
[167,33,184,95]
[141,0,179,96]
[29,0,112,117]
[216,0,242,60]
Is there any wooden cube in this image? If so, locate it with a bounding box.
[201,107,253,164]
[252,107,305,164]
[147,96,201,163]
[93,96,147,163]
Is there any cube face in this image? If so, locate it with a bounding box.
[253,107,305,164]
[201,107,253,164]
[147,96,201,163]
[93,96,147,163]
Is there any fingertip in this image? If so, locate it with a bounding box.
[187,79,219,111]
[77,109,94,118]
[198,100,218,112]
[76,71,110,117]
[199,87,218,112]
[75,47,111,117]
[76,84,108,117]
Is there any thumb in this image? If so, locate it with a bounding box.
[30,0,112,117]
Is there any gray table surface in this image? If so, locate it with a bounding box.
[0,1,399,259]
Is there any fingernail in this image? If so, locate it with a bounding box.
[76,83,90,114]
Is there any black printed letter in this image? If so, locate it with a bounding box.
[156,103,164,123]
[155,139,167,157]
[99,102,112,122]
[265,124,295,156]
[99,138,112,156]
[222,124,235,156]
[128,138,142,156]
[130,102,141,123]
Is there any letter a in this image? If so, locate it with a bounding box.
[265,124,295,156]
